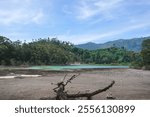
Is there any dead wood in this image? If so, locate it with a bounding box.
[67,81,115,99]
[51,73,115,100]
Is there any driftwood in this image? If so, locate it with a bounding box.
[67,81,115,100]
[52,74,80,100]
[52,74,115,100]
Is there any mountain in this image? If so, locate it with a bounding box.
[76,36,150,52]
[76,42,99,50]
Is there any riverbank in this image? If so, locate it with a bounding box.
[0,68,150,100]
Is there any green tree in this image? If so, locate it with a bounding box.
[141,39,150,69]
[0,36,15,65]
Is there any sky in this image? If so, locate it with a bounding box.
[0,0,150,44]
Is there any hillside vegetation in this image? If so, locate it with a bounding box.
[76,36,150,51]
[0,36,149,69]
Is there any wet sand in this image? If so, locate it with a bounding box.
[0,69,150,100]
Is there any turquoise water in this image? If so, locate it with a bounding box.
[29,65,129,70]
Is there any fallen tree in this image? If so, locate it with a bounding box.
[51,73,115,100]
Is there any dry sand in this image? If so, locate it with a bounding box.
[0,69,150,100]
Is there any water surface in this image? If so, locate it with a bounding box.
[30,65,129,71]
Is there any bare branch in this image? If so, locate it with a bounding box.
[62,74,67,82]
[67,81,115,99]
[64,73,80,86]
[48,74,115,100]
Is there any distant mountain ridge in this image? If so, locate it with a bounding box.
[76,36,150,52]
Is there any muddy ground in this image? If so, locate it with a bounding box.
[0,68,150,100]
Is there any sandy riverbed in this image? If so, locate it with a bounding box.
[0,69,150,100]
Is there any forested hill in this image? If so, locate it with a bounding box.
[0,36,75,65]
[76,36,150,51]
[0,35,142,66]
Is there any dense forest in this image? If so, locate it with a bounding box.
[0,36,149,69]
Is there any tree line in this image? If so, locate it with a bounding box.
[0,36,149,69]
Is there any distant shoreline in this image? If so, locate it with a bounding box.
[0,67,129,76]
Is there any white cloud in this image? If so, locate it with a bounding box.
[76,0,123,20]
[1,31,31,42]
[58,21,150,44]
[32,10,44,24]
[0,0,44,25]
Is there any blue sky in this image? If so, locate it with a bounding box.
[0,0,150,44]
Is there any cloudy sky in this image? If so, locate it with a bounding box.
[0,0,150,44]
